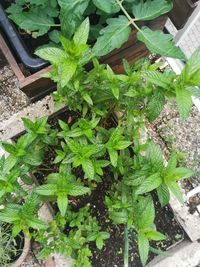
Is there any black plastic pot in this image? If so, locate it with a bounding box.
[0,3,48,71]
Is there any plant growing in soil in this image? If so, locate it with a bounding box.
[0,18,200,267]
[6,0,185,59]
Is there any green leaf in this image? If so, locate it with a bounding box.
[111,84,120,99]
[93,16,131,56]
[35,47,66,64]
[142,70,172,90]
[166,152,177,173]
[114,141,132,150]
[135,172,162,195]
[147,90,165,121]
[138,232,149,267]
[92,0,120,14]
[175,86,192,120]
[82,159,95,180]
[137,27,185,59]
[144,229,166,241]
[108,149,118,167]
[68,184,90,196]
[60,60,77,87]
[58,0,90,39]
[166,167,194,182]
[180,47,200,86]
[57,194,68,217]
[165,180,183,203]
[147,142,163,170]
[137,196,155,229]
[27,217,48,230]
[109,210,128,224]
[132,0,173,21]
[96,236,104,249]
[73,17,90,45]
[35,184,57,196]
[156,183,170,207]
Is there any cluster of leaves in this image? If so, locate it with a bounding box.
[35,206,109,267]
[0,19,200,267]
[7,0,185,59]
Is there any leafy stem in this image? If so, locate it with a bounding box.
[116,0,141,32]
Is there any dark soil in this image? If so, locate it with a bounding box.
[32,110,186,267]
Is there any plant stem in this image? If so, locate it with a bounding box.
[116,0,141,32]
[124,225,129,267]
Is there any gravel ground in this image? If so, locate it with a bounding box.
[0,52,29,123]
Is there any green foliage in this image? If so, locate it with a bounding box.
[1,18,200,267]
[7,0,184,59]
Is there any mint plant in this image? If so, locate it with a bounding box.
[0,19,200,267]
[7,0,184,59]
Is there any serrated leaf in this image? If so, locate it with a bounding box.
[73,17,90,45]
[147,90,165,121]
[166,152,177,173]
[35,184,57,196]
[132,0,173,21]
[93,16,131,56]
[142,70,172,89]
[27,216,48,230]
[165,180,183,203]
[114,141,132,150]
[82,159,95,180]
[135,172,162,195]
[137,196,155,229]
[60,60,77,87]
[144,229,166,241]
[166,167,194,182]
[137,27,185,59]
[138,232,149,267]
[156,183,170,207]
[109,210,128,224]
[147,142,164,170]
[180,47,200,86]
[35,47,66,64]
[58,0,90,39]
[92,0,120,13]
[68,184,90,196]
[108,149,118,167]
[57,194,68,217]
[175,86,192,120]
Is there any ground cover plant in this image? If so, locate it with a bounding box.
[0,17,200,267]
[6,0,186,59]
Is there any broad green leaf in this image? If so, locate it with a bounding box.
[137,27,185,59]
[156,183,170,207]
[165,180,183,203]
[82,159,95,180]
[35,184,57,196]
[180,47,200,86]
[93,16,131,56]
[58,0,90,39]
[135,172,162,195]
[96,236,104,249]
[73,17,90,45]
[109,210,128,224]
[57,194,68,217]
[138,232,149,267]
[0,212,19,223]
[108,149,118,167]
[68,184,90,196]
[137,196,155,229]
[35,47,66,64]
[147,142,164,170]
[132,0,173,21]
[111,84,120,99]
[27,217,48,230]
[166,167,194,182]
[60,60,77,87]
[175,86,192,120]
[166,152,177,173]
[9,10,55,37]
[147,90,165,121]
[92,0,120,14]
[186,87,200,98]
[114,141,132,150]
[142,70,172,89]
[144,229,166,241]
